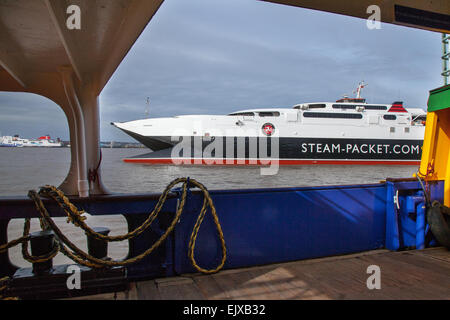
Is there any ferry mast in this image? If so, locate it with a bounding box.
[354,81,366,99]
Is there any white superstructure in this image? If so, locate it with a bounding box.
[0,135,62,147]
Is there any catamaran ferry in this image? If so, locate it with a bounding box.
[112,86,426,166]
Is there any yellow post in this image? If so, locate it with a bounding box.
[418,85,450,205]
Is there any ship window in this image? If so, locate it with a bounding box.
[333,104,387,110]
[228,112,255,116]
[303,112,363,119]
[332,104,357,110]
[413,115,427,121]
[383,114,397,120]
[307,104,326,109]
[390,127,395,133]
[405,127,410,133]
[364,105,387,110]
[258,111,280,117]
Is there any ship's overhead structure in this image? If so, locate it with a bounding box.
[0,0,163,196]
[0,0,448,196]
[263,1,450,33]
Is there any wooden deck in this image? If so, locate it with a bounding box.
[69,247,450,300]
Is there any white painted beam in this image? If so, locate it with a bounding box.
[0,52,27,88]
[45,0,85,82]
[98,0,164,94]
[0,22,28,88]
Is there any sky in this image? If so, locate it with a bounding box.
[0,0,444,142]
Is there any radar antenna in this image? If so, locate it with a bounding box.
[353,81,367,99]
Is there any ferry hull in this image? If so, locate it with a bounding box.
[116,128,173,151]
[122,136,423,165]
[123,158,421,165]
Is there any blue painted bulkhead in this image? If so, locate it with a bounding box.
[0,179,444,280]
[173,184,387,274]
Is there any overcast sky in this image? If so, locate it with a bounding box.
[0,0,444,142]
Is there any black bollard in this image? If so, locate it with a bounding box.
[30,230,55,275]
[87,227,110,259]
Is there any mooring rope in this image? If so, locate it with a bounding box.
[0,177,227,299]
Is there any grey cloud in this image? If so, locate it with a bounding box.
[0,0,443,142]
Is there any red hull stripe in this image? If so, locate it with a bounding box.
[123,158,420,166]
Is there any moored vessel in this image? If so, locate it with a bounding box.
[0,136,23,147]
[0,135,62,147]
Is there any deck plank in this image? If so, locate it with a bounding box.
[285,258,369,299]
[246,266,330,300]
[65,247,450,300]
[155,277,204,300]
[121,282,138,300]
[210,268,262,300]
[361,251,450,285]
[135,280,161,300]
[193,275,231,300]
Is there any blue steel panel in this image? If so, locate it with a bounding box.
[2,180,444,280]
[385,181,400,250]
[173,184,387,274]
[385,180,444,250]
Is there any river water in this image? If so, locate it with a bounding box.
[1,147,418,267]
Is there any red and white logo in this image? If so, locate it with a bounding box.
[262,123,275,136]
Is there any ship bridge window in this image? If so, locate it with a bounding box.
[293,104,326,109]
[383,114,397,120]
[332,104,357,110]
[258,111,280,117]
[307,104,326,109]
[303,112,363,119]
[228,112,255,116]
[363,105,387,110]
[333,104,387,110]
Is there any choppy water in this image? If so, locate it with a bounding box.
[1,147,419,267]
[0,147,419,195]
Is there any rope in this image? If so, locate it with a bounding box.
[1,177,226,272]
[88,149,102,183]
[416,161,435,204]
[416,174,431,206]
[0,178,227,299]
[0,276,17,300]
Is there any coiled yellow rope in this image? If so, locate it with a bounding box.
[0,177,227,299]
[28,177,227,272]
